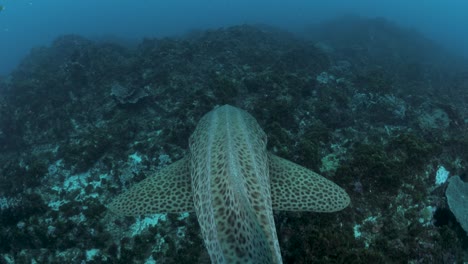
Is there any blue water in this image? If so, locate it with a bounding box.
[0,0,467,75]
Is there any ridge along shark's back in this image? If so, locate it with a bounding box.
[189,105,281,263]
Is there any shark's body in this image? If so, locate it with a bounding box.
[109,105,350,264]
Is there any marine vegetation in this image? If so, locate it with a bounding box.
[0,17,467,263]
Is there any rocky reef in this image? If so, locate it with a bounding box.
[0,16,467,263]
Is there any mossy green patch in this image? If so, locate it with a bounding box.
[337,132,439,194]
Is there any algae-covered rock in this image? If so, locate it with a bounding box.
[446,176,468,235]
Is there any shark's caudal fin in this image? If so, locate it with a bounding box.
[108,157,193,216]
[269,153,350,212]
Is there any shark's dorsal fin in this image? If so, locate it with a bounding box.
[269,153,350,212]
[108,156,193,215]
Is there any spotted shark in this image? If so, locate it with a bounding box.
[109,104,350,264]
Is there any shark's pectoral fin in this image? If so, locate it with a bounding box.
[108,156,194,216]
[269,153,350,212]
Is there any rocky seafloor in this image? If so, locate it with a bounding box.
[0,16,467,263]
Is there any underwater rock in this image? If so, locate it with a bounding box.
[110,83,150,105]
[0,20,466,262]
[446,176,468,235]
